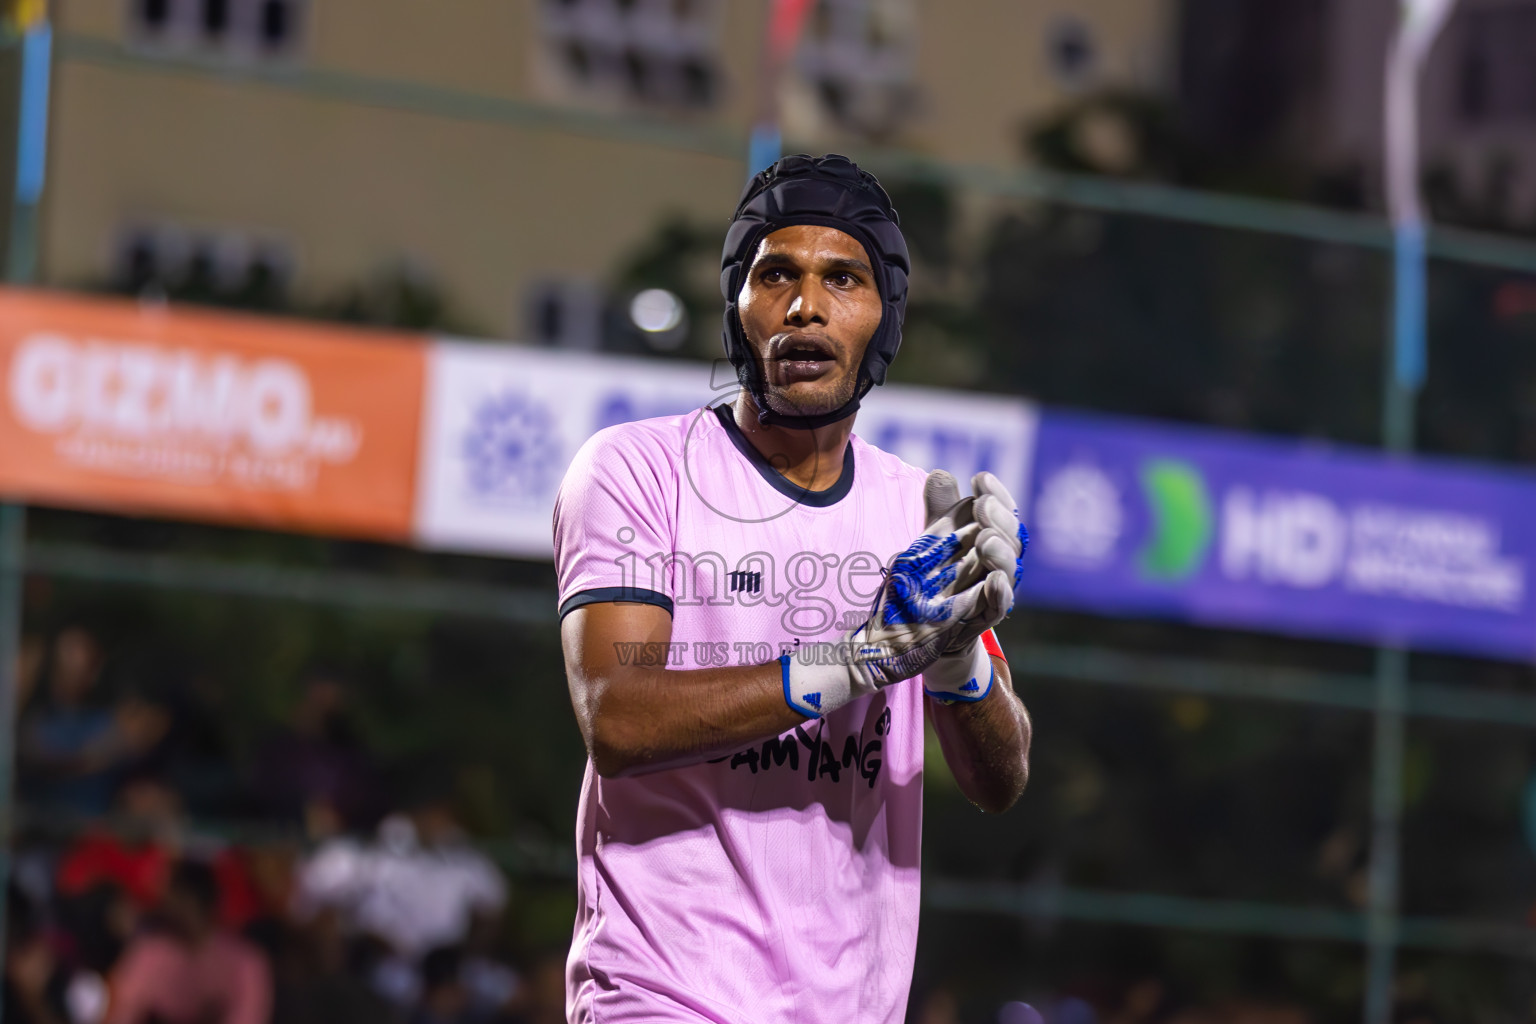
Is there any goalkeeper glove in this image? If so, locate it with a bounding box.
[782,470,1014,719]
[920,470,1029,705]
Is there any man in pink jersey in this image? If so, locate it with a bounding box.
[554,154,1032,1024]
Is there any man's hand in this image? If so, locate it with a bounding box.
[918,471,1032,813]
[921,471,1028,704]
[944,470,1029,596]
[783,470,1014,718]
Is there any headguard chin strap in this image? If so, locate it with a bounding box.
[720,154,910,430]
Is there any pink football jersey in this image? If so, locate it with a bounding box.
[553,403,932,1024]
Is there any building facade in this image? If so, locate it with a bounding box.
[1176,0,1536,219]
[36,0,1174,341]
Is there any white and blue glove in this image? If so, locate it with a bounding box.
[920,470,1029,705]
[782,470,1015,719]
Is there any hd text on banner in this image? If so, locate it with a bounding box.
[413,340,1039,558]
[1019,410,1536,662]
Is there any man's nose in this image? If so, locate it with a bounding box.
[785,280,828,325]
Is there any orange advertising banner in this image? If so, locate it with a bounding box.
[0,290,425,541]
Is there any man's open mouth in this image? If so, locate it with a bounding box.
[771,335,837,379]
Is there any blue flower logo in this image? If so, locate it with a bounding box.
[462,392,563,502]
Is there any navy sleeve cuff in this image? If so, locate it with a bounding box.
[557,587,675,621]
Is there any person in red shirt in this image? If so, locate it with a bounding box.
[106,860,271,1024]
[56,775,264,929]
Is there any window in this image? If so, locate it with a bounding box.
[537,0,723,109]
[524,278,602,350]
[1458,6,1536,125]
[795,0,917,139]
[1046,15,1097,90]
[115,224,293,308]
[127,0,304,59]
[138,0,173,31]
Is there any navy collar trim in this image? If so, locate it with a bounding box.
[711,403,855,508]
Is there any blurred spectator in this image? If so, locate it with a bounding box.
[508,951,565,1024]
[140,667,239,817]
[57,774,266,930]
[1105,979,1169,1024]
[4,884,71,1024]
[411,946,473,1024]
[1165,1001,1310,1024]
[459,952,521,1023]
[250,668,383,833]
[20,627,167,816]
[51,869,136,981]
[912,987,961,1024]
[14,632,45,709]
[997,1003,1044,1024]
[239,843,301,935]
[105,860,271,1024]
[294,795,507,963]
[1050,997,1098,1024]
[4,938,69,1024]
[256,913,402,1024]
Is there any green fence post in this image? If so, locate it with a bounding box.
[0,502,25,1024]
[1364,646,1408,1024]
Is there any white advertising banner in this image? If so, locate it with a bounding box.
[414,341,726,556]
[415,340,1038,558]
[858,383,1039,512]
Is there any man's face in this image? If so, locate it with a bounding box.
[51,627,102,704]
[736,224,883,419]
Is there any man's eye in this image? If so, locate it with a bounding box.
[829,273,854,287]
[762,269,787,283]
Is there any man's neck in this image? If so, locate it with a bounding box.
[729,392,854,492]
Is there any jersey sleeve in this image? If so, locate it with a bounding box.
[553,424,677,620]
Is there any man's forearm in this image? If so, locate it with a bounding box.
[929,657,1031,813]
[574,660,807,778]
[564,604,810,778]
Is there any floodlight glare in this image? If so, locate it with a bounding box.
[629,288,685,333]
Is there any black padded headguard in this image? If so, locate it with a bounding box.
[720,153,910,430]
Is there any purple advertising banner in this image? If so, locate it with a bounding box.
[1018,411,1536,662]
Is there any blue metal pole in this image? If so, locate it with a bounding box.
[7,17,50,285]
[1364,218,1425,1021]
[747,124,782,179]
[1364,209,1428,1024]
[0,22,52,1019]
[1390,221,1428,398]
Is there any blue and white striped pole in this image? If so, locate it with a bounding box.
[1366,4,1456,1024]
[1382,0,1455,438]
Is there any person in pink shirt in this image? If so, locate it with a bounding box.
[555,154,1032,1024]
[106,861,271,1024]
